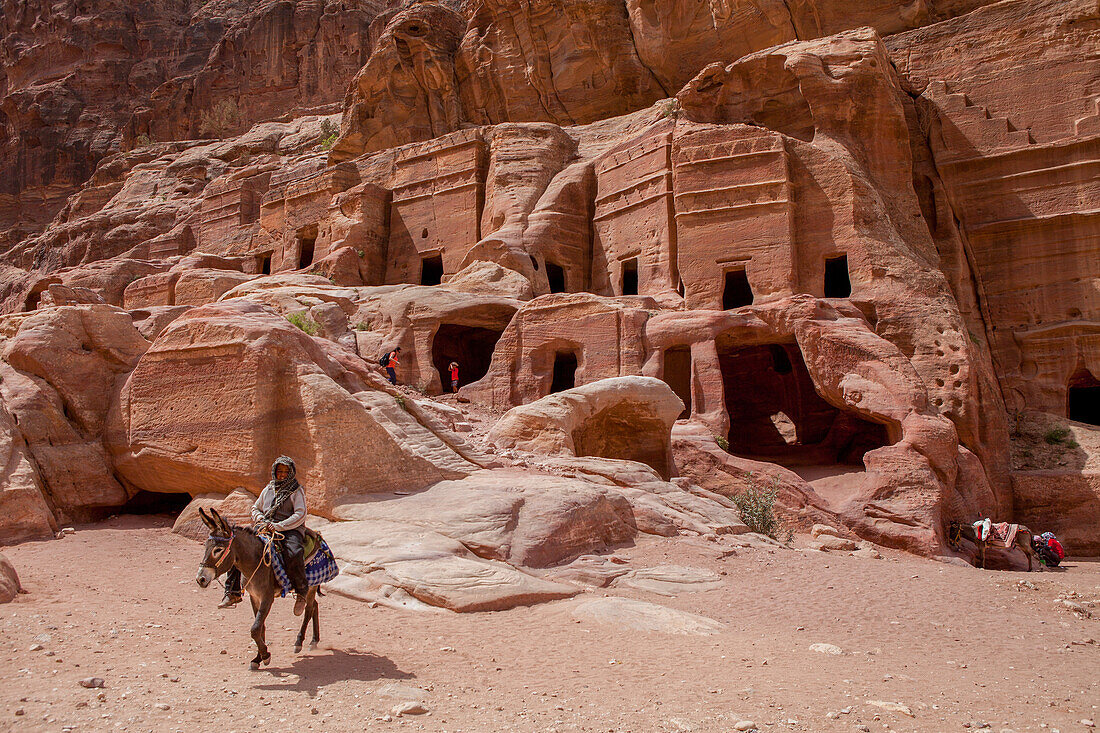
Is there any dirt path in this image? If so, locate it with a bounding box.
[1,516,1098,732]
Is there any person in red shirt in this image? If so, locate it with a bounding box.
[448,361,459,392]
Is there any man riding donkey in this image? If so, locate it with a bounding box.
[220,456,311,616]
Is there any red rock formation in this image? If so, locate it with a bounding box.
[1,0,1097,568]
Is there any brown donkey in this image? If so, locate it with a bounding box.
[947,520,1044,571]
[195,508,321,669]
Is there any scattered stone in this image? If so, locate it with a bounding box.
[28,644,43,652]
[1081,720,1095,728]
[811,524,842,539]
[866,700,914,717]
[391,702,429,716]
[78,678,105,689]
[155,703,170,711]
[734,721,757,731]
[809,643,844,655]
[14,708,24,716]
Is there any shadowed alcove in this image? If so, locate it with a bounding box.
[718,341,889,465]
[1067,369,1099,426]
[431,324,504,392]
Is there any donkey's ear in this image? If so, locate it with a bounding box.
[210,507,230,534]
[198,507,217,530]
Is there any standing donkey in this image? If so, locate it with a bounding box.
[195,508,321,669]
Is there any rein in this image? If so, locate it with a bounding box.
[241,525,285,591]
[204,525,287,592]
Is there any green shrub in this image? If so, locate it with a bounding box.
[354,322,370,331]
[1044,426,1072,445]
[714,435,729,452]
[319,119,339,150]
[732,480,793,543]
[286,311,320,336]
[659,98,680,119]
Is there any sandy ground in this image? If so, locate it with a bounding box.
[1,515,1098,733]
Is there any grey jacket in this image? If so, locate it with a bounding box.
[251,486,307,531]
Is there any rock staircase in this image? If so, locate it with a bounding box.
[924,80,1033,159]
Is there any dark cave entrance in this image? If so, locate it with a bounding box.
[256,251,272,275]
[551,351,578,394]
[663,346,692,419]
[621,258,638,296]
[121,490,192,516]
[723,268,754,309]
[431,324,503,392]
[547,261,566,293]
[824,254,851,298]
[718,342,889,465]
[1067,370,1100,426]
[297,228,316,269]
[421,254,444,286]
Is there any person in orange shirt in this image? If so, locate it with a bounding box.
[448,361,459,392]
[385,347,401,384]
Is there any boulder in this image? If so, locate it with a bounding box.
[488,376,684,479]
[0,363,128,517]
[322,520,579,612]
[0,552,23,603]
[172,269,255,307]
[108,299,476,515]
[333,469,639,568]
[2,305,149,436]
[172,489,259,542]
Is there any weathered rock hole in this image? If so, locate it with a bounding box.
[1067,369,1099,426]
[718,342,890,465]
[121,490,191,517]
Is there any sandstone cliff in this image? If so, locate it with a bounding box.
[1,0,1097,591]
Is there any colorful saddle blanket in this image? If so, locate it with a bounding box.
[973,519,1018,548]
[268,538,339,598]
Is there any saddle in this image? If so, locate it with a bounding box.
[302,526,323,563]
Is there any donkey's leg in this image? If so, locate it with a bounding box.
[249,593,274,670]
[310,593,320,649]
[294,599,311,654]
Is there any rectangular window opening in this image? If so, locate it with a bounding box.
[255,252,272,276]
[621,258,638,296]
[297,233,316,270]
[546,262,566,293]
[722,268,754,309]
[421,254,444,286]
[824,255,852,298]
[551,351,578,394]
